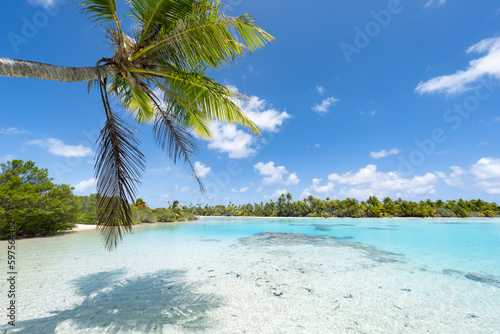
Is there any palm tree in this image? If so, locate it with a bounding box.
[0,0,273,249]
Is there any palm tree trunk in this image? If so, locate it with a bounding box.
[0,57,118,82]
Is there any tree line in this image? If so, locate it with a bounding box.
[185,193,500,218]
[2,160,499,239]
[0,160,194,239]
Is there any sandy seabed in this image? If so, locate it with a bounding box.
[1,227,499,333]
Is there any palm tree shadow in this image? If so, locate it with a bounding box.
[12,269,221,333]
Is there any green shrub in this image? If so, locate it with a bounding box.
[0,160,79,238]
[434,208,456,217]
[156,209,177,222]
[131,206,156,223]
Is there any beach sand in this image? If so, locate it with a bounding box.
[71,224,98,231]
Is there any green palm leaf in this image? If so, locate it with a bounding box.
[95,80,145,250]
[129,0,196,48]
[80,0,118,24]
[130,0,274,67]
[80,0,272,249]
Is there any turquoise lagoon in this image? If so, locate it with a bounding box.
[1,217,499,333]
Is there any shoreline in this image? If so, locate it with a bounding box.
[197,215,499,220]
[6,216,499,242]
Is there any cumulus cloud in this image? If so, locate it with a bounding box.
[231,187,249,193]
[312,97,339,114]
[424,0,446,8]
[148,166,172,175]
[300,178,335,198]
[73,178,96,193]
[203,86,289,158]
[174,185,191,192]
[369,148,400,159]
[207,123,256,159]
[316,86,325,95]
[271,188,287,199]
[0,155,16,163]
[470,157,500,194]
[416,37,500,94]
[194,161,211,178]
[240,96,290,132]
[436,158,500,194]
[28,0,58,8]
[159,194,171,202]
[436,166,467,187]
[0,128,30,135]
[302,164,437,199]
[27,138,93,157]
[254,161,300,186]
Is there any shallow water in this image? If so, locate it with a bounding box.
[1,218,499,333]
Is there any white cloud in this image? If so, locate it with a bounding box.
[436,158,500,195]
[424,0,446,8]
[159,194,171,202]
[307,178,335,195]
[27,138,93,157]
[0,128,30,135]
[470,157,500,194]
[254,161,300,186]
[302,164,437,200]
[174,185,191,192]
[28,0,57,8]
[207,123,256,159]
[203,86,289,158]
[242,96,290,132]
[436,166,467,187]
[148,166,172,175]
[416,37,500,94]
[369,148,400,159]
[194,161,211,178]
[73,178,96,193]
[370,110,377,117]
[0,155,16,163]
[231,187,249,193]
[271,188,287,199]
[312,97,339,114]
[316,86,325,95]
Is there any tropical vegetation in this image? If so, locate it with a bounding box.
[0,160,194,239]
[0,0,273,249]
[186,193,500,218]
[2,159,498,240]
[0,160,80,238]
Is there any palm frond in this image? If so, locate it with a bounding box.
[80,0,118,24]
[130,85,156,123]
[232,14,274,51]
[130,0,274,66]
[80,0,124,57]
[148,92,204,191]
[151,79,212,139]
[129,0,196,47]
[95,78,145,250]
[130,67,259,134]
[105,27,137,54]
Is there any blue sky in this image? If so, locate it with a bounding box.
[1,0,500,207]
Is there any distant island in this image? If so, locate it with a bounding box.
[185,193,500,219]
[2,160,499,240]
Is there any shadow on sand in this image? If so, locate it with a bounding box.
[9,269,221,333]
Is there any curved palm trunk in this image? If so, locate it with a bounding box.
[0,57,117,82]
